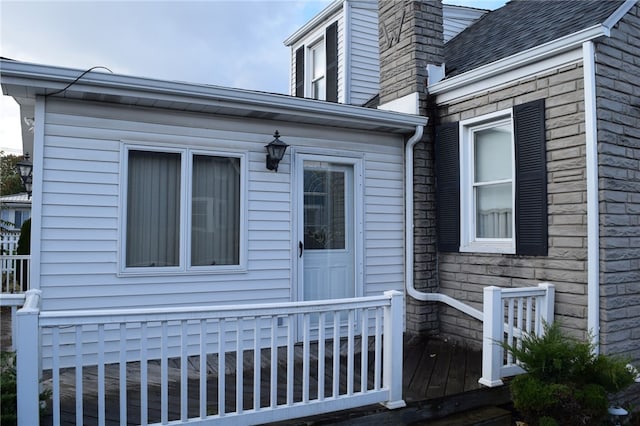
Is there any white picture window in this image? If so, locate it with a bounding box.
[460,112,515,254]
[123,146,244,273]
[309,40,325,100]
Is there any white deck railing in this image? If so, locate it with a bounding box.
[17,289,405,426]
[1,231,20,255]
[479,282,555,387]
[0,254,30,351]
[1,254,30,293]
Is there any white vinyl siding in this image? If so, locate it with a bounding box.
[348,4,380,106]
[443,5,488,43]
[37,98,405,315]
[288,2,379,106]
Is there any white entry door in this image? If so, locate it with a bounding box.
[296,155,361,309]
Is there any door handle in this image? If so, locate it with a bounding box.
[299,241,304,258]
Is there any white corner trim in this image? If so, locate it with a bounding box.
[602,0,638,31]
[430,24,609,103]
[583,40,600,354]
[378,92,420,115]
[343,0,352,105]
[29,96,45,290]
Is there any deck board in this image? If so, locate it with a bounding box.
[38,335,484,425]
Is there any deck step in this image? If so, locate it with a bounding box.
[414,406,512,426]
[293,385,512,425]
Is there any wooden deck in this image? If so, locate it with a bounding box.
[34,334,505,426]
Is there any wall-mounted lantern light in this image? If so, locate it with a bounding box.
[265,131,288,172]
[16,152,33,198]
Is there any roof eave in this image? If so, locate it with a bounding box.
[283,0,343,46]
[1,59,426,134]
[430,24,610,97]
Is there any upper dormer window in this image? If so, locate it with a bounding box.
[295,21,338,102]
[310,40,326,100]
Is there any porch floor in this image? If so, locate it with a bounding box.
[36,334,503,426]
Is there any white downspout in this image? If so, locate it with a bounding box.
[404,125,484,322]
[583,40,600,353]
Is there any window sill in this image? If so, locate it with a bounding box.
[118,265,248,277]
[459,242,515,255]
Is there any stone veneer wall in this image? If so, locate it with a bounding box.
[437,63,590,347]
[378,0,443,335]
[595,5,640,374]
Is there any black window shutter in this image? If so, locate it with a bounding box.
[295,47,305,98]
[436,122,460,252]
[514,99,548,256]
[325,21,338,103]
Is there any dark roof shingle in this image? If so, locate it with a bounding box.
[444,0,624,77]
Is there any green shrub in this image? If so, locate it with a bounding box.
[0,352,17,425]
[0,351,50,425]
[505,322,636,425]
[16,218,30,255]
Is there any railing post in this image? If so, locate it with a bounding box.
[479,286,504,387]
[382,290,405,409]
[538,282,555,331]
[16,289,42,426]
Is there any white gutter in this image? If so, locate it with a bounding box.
[583,40,600,353]
[404,125,484,322]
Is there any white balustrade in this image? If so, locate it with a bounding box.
[0,231,20,255]
[1,254,30,293]
[0,255,31,352]
[17,290,405,426]
[479,282,555,387]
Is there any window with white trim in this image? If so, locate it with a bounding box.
[294,21,338,102]
[123,146,244,273]
[309,40,326,101]
[436,99,548,256]
[460,113,515,254]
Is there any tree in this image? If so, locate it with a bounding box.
[0,152,25,196]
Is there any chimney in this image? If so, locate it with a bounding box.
[378,0,444,115]
[378,0,444,336]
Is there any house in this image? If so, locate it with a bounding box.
[4,0,640,423]
[0,56,428,315]
[286,0,640,402]
[1,192,31,253]
[1,192,31,231]
[1,57,430,424]
[431,0,640,360]
[284,1,486,106]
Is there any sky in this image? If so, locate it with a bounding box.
[0,0,507,155]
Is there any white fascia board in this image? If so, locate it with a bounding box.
[283,0,343,46]
[435,48,583,104]
[378,92,420,115]
[430,24,610,104]
[0,59,426,133]
[603,0,638,31]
